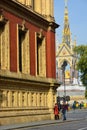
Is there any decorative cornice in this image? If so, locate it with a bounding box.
[0,0,59,31]
[0,8,7,23]
[0,70,60,88]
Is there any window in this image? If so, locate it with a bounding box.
[0,21,10,70]
[19,29,26,72]
[36,31,46,77]
[17,25,30,74]
[37,37,42,75]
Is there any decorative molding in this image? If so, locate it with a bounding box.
[0,9,5,23]
[21,19,26,31]
[37,29,44,39]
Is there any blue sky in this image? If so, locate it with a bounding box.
[54,0,87,46]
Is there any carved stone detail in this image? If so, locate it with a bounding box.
[0,21,10,70]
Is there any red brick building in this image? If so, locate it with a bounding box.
[0,0,60,125]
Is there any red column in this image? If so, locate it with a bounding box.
[29,29,36,76]
[10,22,17,72]
[46,30,56,78]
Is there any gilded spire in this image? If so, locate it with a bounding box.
[62,0,71,46]
[65,0,68,7]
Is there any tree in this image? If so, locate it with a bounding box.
[74,45,87,99]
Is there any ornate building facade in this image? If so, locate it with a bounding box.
[0,0,60,125]
[56,1,85,103]
[56,1,78,85]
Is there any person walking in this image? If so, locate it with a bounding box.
[54,103,59,120]
[72,101,76,111]
[61,101,68,120]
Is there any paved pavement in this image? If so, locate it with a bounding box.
[0,117,83,130]
[0,109,86,130]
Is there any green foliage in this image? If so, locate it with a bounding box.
[85,90,87,99]
[74,45,87,88]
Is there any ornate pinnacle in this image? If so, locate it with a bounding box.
[65,0,68,7]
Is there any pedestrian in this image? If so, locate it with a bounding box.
[61,101,68,121]
[72,101,76,110]
[79,103,82,109]
[54,103,59,120]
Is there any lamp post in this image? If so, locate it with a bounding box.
[61,61,67,101]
